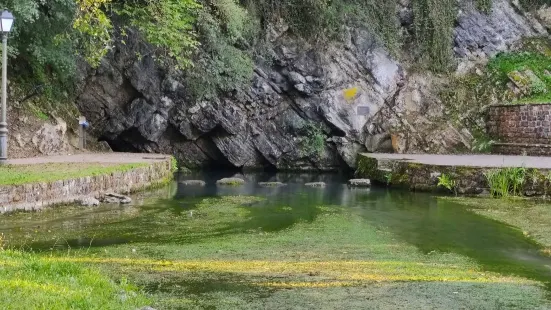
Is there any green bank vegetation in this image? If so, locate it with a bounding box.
[0,162,147,186]
[488,38,551,104]
[0,249,149,309]
[300,121,326,158]
[437,173,457,195]
[484,167,527,198]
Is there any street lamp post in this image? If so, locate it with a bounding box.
[0,10,14,164]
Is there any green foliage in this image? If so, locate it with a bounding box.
[2,0,77,97]
[246,0,330,38]
[245,0,399,53]
[185,3,255,100]
[437,173,457,195]
[518,0,549,10]
[300,122,325,158]
[476,0,492,13]
[115,0,201,70]
[510,167,527,197]
[212,0,254,43]
[170,156,179,173]
[72,0,113,67]
[0,0,120,99]
[384,171,393,185]
[3,0,201,102]
[412,0,456,72]
[488,48,551,103]
[484,167,527,198]
[471,132,496,153]
[485,169,509,198]
[8,0,546,105]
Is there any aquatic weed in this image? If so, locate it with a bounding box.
[484,167,526,198]
[437,173,457,196]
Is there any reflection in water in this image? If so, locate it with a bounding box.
[2,171,551,290]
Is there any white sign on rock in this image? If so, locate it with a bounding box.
[357,106,370,116]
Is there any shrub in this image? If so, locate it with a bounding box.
[300,122,325,158]
[484,167,527,198]
[437,173,457,195]
[115,0,201,70]
[487,47,551,103]
[184,4,255,100]
[412,0,456,72]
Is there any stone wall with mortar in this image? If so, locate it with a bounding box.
[356,154,551,196]
[487,104,551,155]
[0,158,173,213]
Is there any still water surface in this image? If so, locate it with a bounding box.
[2,171,551,307]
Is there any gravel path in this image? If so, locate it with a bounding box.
[363,153,551,169]
[5,153,170,165]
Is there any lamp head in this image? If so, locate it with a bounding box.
[0,10,14,34]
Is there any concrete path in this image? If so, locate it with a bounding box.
[5,153,170,165]
[362,153,551,169]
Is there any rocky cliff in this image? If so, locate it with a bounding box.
[75,0,550,171]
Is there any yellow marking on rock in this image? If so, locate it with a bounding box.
[343,87,359,101]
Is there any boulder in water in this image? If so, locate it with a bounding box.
[258,182,286,187]
[216,178,246,186]
[101,193,132,204]
[305,182,326,188]
[78,197,100,207]
[348,179,371,188]
[180,180,206,186]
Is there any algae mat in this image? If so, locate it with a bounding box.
[2,174,551,309]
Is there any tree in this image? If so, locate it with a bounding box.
[0,0,201,97]
[115,0,201,70]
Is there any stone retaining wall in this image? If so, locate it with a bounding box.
[356,154,551,196]
[0,158,173,213]
[487,104,551,155]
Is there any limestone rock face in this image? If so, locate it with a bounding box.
[76,27,404,171]
[455,0,547,73]
[75,1,548,170]
[30,119,70,156]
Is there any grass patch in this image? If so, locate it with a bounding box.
[0,250,149,309]
[0,163,148,186]
[488,42,551,104]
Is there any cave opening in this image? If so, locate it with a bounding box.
[98,128,149,153]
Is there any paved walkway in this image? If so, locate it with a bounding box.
[362,153,551,169]
[5,153,170,165]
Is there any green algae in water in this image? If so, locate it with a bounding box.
[3,173,551,309]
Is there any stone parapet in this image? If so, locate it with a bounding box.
[356,153,551,197]
[0,158,173,213]
[487,104,551,155]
